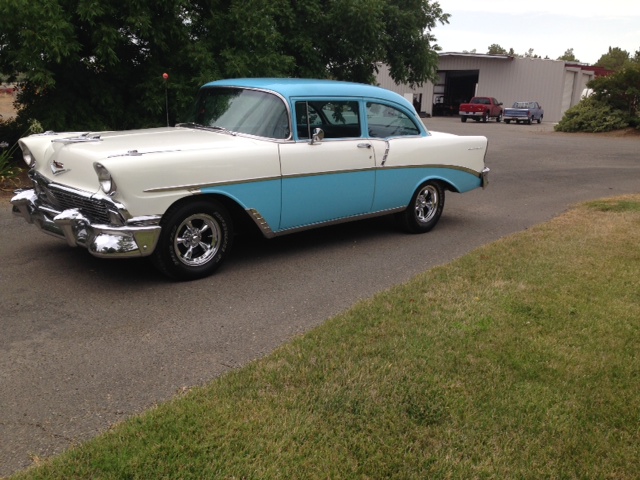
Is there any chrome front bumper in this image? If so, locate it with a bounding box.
[481,167,490,189]
[11,189,162,258]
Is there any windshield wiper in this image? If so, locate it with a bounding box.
[175,122,207,129]
[176,123,236,135]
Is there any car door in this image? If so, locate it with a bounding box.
[364,101,427,212]
[278,99,376,231]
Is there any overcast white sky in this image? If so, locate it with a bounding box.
[432,0,640,65]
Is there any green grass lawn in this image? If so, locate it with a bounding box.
[11,195,640,479]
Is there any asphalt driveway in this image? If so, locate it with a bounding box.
[1,118,638,476]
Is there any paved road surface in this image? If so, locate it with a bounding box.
[1,118,638,476]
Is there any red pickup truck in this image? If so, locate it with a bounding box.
[458,97,503,123]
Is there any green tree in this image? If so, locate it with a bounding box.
[556,62,640,132]
[590,62,640,120]
[595,46,630,70]
[558,48,579,62]
[0,0,450,132]
[487,44,507,55]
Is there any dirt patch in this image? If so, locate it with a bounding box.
[0,91,17,119]
[594,127,640,138]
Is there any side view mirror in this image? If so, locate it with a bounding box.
[311,127,324,145]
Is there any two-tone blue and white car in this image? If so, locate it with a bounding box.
[12,78,490,280]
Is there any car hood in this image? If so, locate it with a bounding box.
[21,126,266,193]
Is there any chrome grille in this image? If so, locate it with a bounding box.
[33,177,111,224]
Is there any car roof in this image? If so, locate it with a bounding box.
[202,78,413,107]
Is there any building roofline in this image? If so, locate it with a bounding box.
[439,52,514,60]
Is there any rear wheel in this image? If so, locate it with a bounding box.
[151,199,233,280]
[482,111,489,122]
[399,181,445,233]
[505,119,511,124]
[461,116,467,123]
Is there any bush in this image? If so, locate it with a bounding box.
[555,97,630,133]
[0,118,43,189]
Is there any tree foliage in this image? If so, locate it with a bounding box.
[0,0,450,132]
[554,97,629,133]
[557,48,579,63]
[590,62,640,120]
[487,44,507,55]
[556,62,640,132]
[595,46,632,71]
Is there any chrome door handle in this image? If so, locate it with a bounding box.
[357,143,372,149]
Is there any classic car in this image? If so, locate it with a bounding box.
[11,78,490,280]
[503,101,544,124]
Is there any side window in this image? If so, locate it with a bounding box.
[366,103,421,138]
[295,100,361,139]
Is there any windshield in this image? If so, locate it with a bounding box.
[184,87,290,139]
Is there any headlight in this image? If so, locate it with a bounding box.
[21,144,35,168]
[94,162,117,195]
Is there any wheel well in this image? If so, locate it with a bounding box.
[165,194,263,237]
[422,178,457,194]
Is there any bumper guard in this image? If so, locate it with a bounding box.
[11,189,161,258]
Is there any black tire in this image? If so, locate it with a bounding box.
[482,111,489,122]
[505,119,511,124]
[399,181,445,233]
[151,199,233,280]
[461,117,467,123]
[496,114,502,122]
[527,118,532,125]
[537,116,542,124]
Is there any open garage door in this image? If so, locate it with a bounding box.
[432,70,479,116]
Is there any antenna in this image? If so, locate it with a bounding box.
[163,73,169,126]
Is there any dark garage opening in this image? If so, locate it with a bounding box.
[432,70,479,116]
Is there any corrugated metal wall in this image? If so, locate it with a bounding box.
[375,55,594,123]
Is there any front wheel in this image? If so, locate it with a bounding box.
[151,199,233,280]
[496,114,502,122]
[399,181,445,233]
[505,119,511,124]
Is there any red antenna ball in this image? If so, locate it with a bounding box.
[162,73,169,80]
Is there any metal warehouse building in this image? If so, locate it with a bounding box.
[376,52,601,123]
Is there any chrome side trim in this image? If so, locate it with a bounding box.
[247,209,275,237]
[246,206,406,239]
[143,164,484,194]
[143,175,283,193]
[108,149,182,158]
[381,140,390,166]
[52,133,102,144]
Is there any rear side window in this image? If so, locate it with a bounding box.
[366,103,420,138]
[295,101,361,139]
